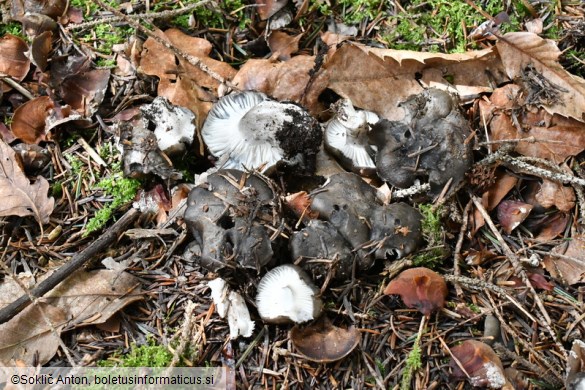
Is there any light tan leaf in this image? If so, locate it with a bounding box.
[0,138,54,224]
[480,84,585,163]
[535,179,575,212]
[267,31,302,61]
[0,303,66,366]
[0,269,143,365]
[496,32,585,121]
[322,43,507,120]
[544,234,585,285]
[255,0,288,20]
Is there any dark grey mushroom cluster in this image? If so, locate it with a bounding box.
[183,169,280,272]
[290,172,423,281]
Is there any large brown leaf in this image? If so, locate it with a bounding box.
[0,34,30,92]
[0,269,143,365]
[496,32,585,121]
[0,138,54,224]
[322,43,508,120]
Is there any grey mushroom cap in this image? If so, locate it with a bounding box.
[369,89,473,197]
[324,99,378,173]
[202,91,322,173]
[255,264,322,324]
[369,203,423,260]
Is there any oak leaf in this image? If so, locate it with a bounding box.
[0,138,54,224]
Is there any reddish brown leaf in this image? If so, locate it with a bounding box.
[472,171,518,234]
[0,138,54,224]
[61,69,110,117]
[497,200,533,234]
[0,34,30,92]
[450,340,507,388]
[290,316,361,363]
[528,273,554,291]
[384,267,448,317]
[532,212,569,242]
[29,30,53,71]
[285,191,318,221]
[267,31,302,61]
[480,84,585,163]
[255,0,288,20]
[11,96,54,144]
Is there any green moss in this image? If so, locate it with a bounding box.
[418,204,442,244]
[81,24,135,55]
[84,171,140,236]
[0,22,23,38]
[99,337,173,367]
[400,333,422,390]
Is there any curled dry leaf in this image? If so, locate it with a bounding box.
[567,340,585,390]
[11,96,54,144]
[543,234,585,285]
[535,178,576,212]
[11,0,68,20]
[479,84,585,163]
[496,32,585,121]
[267,31,302,61]
[29,30,53,71]
[496,200,533,234]
[450,340,507,388]
[0,138,54,224]
[384,267,448,317]
[0,34,30,92]
[61,68,110,117]
[472,172,518,234]
[290,316,361,363]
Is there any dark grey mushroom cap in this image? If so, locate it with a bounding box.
[369,203,423,260]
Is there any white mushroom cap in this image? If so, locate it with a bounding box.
[256,264,322,324]
[325,99,379,171]
[202,91,308,172]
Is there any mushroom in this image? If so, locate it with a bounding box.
[369,89,473,198]
[290,316,361,363]
[184,169,279,272]
[368,203,423,260]
[450,340,509,389]
[255,264,322,324]
[324,98,379,174]
[290,220,355,281]
[202,91,322,173]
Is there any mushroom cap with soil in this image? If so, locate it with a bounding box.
[255,264,322,324]
[202,91,322,173]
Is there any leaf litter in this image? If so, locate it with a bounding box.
[0,1,585,388]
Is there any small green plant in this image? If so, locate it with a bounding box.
[401,332,423,390]
[84,169,140,236]
[413,204,446,268]
[99,336,173,367]
[81,24,134,55]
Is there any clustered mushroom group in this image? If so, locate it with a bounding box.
[135,88,474,364]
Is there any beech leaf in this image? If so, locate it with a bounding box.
[0,138,54,224]
[496,32,585,121]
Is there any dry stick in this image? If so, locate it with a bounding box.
[65,0,214,31]
[452,200,472,297]
[500,155,585,187]
[94,0,238,92]
[0,208,140,325]
[470,195,568,360]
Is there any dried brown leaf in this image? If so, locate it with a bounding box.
[11,96,53,144]
[323,43,507,121]
[450,340,507,388]
[535,178,576,212]
[29,30,52,71]
[61,69,110,117]
[384,267,448,317]
[232,55,328,117]
[496,32,585,121]
[544,234,585,285]
[480,84,585,163]
[0,34,30,92]
[268,31,302,61]
[0,138,54,224]
[256,0,288,20]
